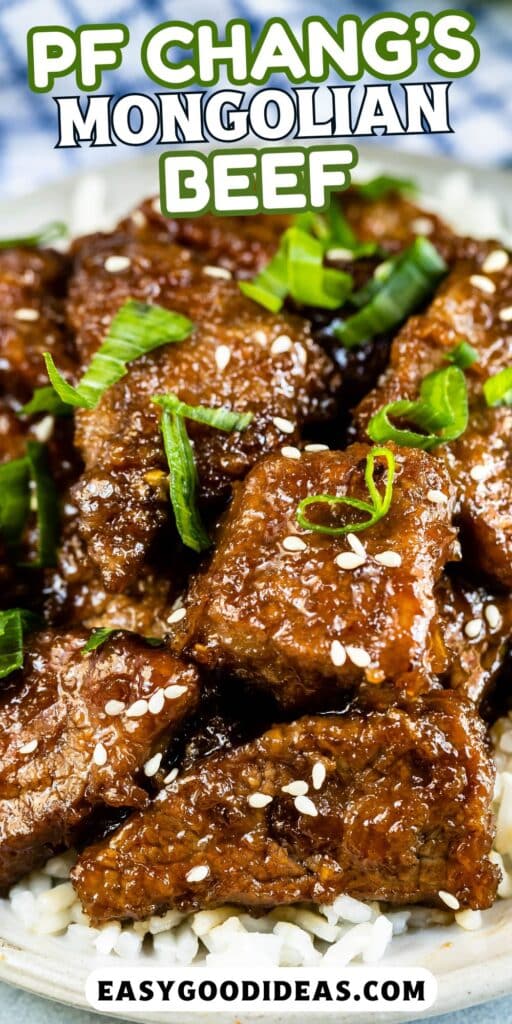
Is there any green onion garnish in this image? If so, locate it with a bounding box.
[0,457,31,547]
[445,341,479,369]
[368,366,468,450]
[355,175,418,202]
[0,608,40,680]
[0,441,58,565]
[296,205,377,260]
[161,411,211,554]
[483,367,512,407]
[0,221,67,250]
[81,627,164,656]
[25,441,59,567]
[296,446,395,536]
[153,394,253,432]
[30,301,193,413]
[333,238,447,349]
[240,226,352,313]
[22,386,73,417]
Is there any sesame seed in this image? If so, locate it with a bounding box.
[282,535,307,553]
[438,890,460,911]
[31,415,54,443]
[215,345,231,371]
[465,618,483,639]
[499,306,512,322]
[253,329,268,346]
[330,640,346,667]
[294,795,318,817]
[203,265,232,280]
[168,607,186,625]
[411,217,433,235]
[282,780,309,796]
[93,742,107,766]
[485,604,502,630]
[270,335,292,356]
[14,307,40,321]
[272,416,295,434]
[148,690,165,715]
[482,249,509,274]
[164,684,188,700]
[312,762,326,790]
[294,343,307,366]
[164,767,179,785]
[144,752,162,778]
[281,446,301,460]
[105,700,125,716]
[152,198,161,214]
[470,464,487,482]
[335,551,366,570]
[248,792,273,808]
[126,699,149,718]
[104,255,131,273]
[325,247,355,262]
[144,469,167,487]
[346,645,371,668]
[427,488,448,504]
[186,865,210,883]
[469,274,495,294]
[18,739,38,755]
[131,209,147,229]
[304,443,329,453]
[346,533,366,557]
[374,550,402,568]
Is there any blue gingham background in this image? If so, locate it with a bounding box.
[0,0,511,198]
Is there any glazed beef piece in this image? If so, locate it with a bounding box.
[434,575,512,706]
[0,247,75,403]
[356,254,512,586]
[120,200,292,278]
[174,444,459,710]
[67,232,339,590]
[72,691,498,922]
[0,629,199,890]
[43,504,179,636]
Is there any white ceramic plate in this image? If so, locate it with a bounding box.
[0,146,512,1023]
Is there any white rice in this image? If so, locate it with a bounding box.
[2,170,511,967]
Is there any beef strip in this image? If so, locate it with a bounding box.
[67,229,339,590]
[355,253,512,586]
[72,691,498,921]
[173,444,459,710]
[0,629,199,890]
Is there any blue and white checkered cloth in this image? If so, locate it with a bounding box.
[0,0,511,197]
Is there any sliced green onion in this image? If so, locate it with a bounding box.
[240,226,352,313]
[333,237,447,349]
[153,394,253,432]
[161,411,211,553]
[0,221,67,250]
[82,627,117,655]
[296,446,395,536]
[0,442,58,565]
[35,301,193,413]
[349,254,400,309]
[0,608,40,679]
[445,341,479,369]
[296,205,378,259]
[25,441,59,567]
[368,366,468,450]
[81,627,164,656]
[355,175,418,202]
[22,386,73,417]
[483,366,512,407]
[0,457,30,547]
